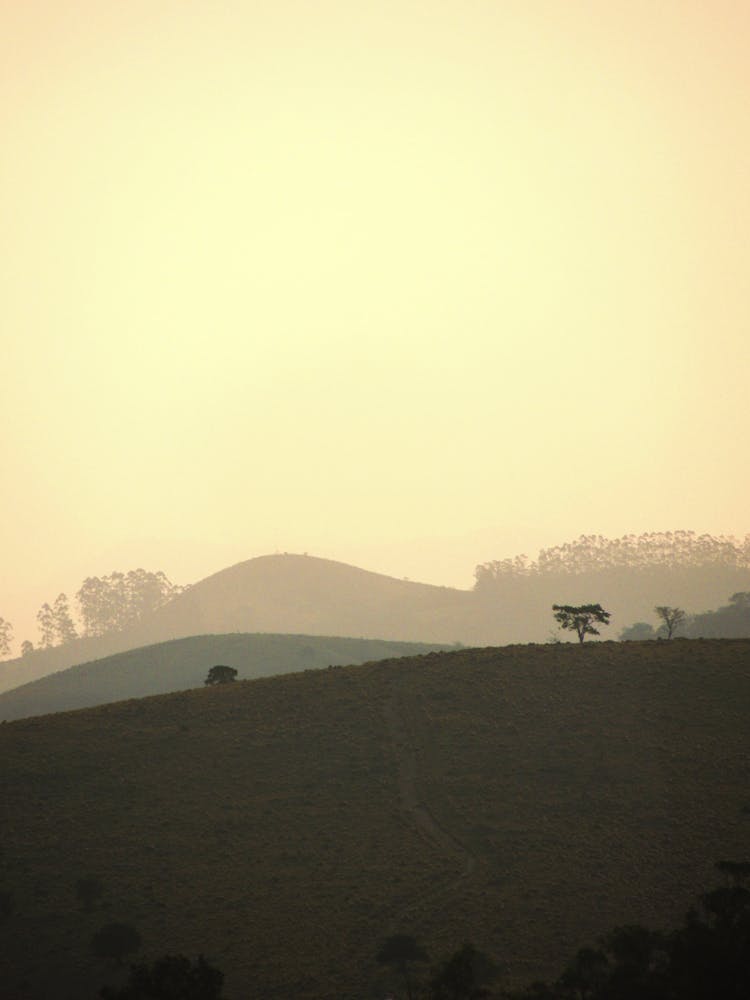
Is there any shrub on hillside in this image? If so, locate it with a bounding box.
[204,665,238,685]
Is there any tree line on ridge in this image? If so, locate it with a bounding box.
[2,531,750,659]
[0,569,183,659]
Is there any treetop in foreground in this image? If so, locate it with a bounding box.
[509,869,750,999]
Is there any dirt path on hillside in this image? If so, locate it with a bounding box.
[382,691,477,926]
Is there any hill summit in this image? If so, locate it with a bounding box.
[141,553,470,641]
[0,555,471,694]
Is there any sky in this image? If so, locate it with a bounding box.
[2,1,749,652]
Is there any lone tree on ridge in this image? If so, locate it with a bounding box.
[654,605,687,639]
[552,604,611,643]
[204,665,238,685]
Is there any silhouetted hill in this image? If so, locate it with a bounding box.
[0,633,448,722]
[621,591,750,640]
[1,639,748,998]
[474,531,750,643]
[139,553,472,643]
[685,590,750,637]
[0,555,472,694]
[3,546,748,697]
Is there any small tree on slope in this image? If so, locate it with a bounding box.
[204,665,238,685]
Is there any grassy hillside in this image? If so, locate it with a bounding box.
[0,633,447,722]
[1,639,748,998]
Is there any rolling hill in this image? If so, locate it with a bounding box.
[0,633,447,722]
[3,551,748,698]
[0,555,472,695]
[1,638,748,998]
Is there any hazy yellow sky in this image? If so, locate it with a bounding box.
[2,1,749,649]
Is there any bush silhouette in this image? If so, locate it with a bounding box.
[509,870,750,999]
[204,665,237,685]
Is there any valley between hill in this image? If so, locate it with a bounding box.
[1,639,748,998]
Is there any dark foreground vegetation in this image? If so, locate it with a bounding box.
[64,881,750,1000]
[1,639,748,998]
[507,871,750,1000]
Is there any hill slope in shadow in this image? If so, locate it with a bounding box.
[0,633,448,722]
[1,638,748,998]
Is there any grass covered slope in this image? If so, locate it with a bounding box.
[0,633,447,721]
[1,640,749,999]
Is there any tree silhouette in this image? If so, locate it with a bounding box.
[508,869,750,999]
[37,602,56,648]
[204,665,238,685]
[552,604,611,643]
[35,593,79,648]
[0,617,12,659]
[52,592,78,643]
[77,570,182,637]
[475,531,750,590]
[654,605,686,639]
